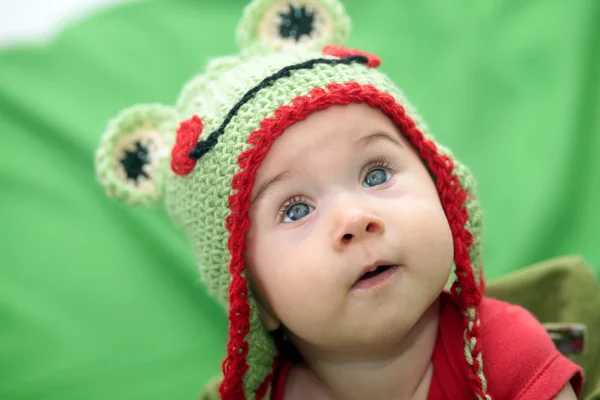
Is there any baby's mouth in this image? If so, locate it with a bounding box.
[352,264,399,290]
[358,265,394,281]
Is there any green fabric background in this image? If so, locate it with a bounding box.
[0,0,598,399]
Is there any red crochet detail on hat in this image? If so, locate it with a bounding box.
[171,115,203,176]
[221,82,487,399]
[322,45,381,68]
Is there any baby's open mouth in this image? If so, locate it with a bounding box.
[358,265,395,281]
[353,264,399,290]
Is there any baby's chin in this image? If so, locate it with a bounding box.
[351,296,440,350]
[291,326,419,361]
[287,307,434,360]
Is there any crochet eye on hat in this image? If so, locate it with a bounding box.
[95,0,488,399]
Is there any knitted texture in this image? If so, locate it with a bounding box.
[95,0,489,399]
[95,104,178,206]
[237,0,351,55]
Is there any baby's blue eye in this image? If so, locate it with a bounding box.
[283,203,313,223]
[363,168,391,187]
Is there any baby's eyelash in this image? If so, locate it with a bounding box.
[277,195,309,219]
[363,156,397,175]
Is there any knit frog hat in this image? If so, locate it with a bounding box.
[95,0,489,398]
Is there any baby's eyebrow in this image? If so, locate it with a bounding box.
[250,170,297,207]
[353,131,404,150]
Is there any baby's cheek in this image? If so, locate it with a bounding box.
[273,281,335,340]
[251,224,331,297]
[400,200,454,268]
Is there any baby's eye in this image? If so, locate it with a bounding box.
[282,201,314,223]
[363,168,392,187]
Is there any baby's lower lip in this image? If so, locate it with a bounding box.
[352,265,399,291]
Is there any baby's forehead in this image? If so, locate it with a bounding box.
[252,104,411,184]
[267,103,403,156]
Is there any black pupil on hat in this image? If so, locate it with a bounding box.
[279,4,314,42]
[120,141,150,183]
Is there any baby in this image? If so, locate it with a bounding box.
[95,0,583,399]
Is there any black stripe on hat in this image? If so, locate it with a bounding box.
[188,55,369,160]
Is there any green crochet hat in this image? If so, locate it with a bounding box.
[95,0,490,398]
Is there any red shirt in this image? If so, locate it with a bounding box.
[428,293,583,399]
[272,293,583,400]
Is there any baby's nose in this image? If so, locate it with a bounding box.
[334,212,385,250]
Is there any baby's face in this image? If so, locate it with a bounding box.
[246,103,453,355]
